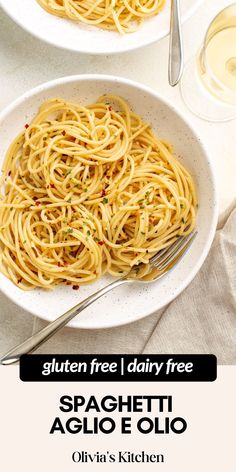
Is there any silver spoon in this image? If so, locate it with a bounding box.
[169,0,184,86]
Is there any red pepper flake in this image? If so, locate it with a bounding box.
[35,201,40,206]
[62,130,66,136]
[108,106,112,111]
[65,281,71,285]
[72,285,80,290]
[17,277,23,284]
[101,189,106,197]
[63,261,69,266]
[50,183,55,188]
[24,124,29,129]
[33,196,38,201]
[98,241,104,246]
[93,271,97,275]
[8,171,12,176]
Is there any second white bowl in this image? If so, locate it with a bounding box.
[0,0,203,54]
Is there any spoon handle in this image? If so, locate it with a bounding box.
[169,0,184,86]
[0,278,128,365]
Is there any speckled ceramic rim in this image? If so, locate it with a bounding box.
[0,0,204,55]
[0,74,218,329]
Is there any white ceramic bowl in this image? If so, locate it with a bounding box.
[0,75,218,328]
[0,0,203,55]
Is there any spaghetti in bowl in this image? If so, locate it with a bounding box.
[36,0,166,35]
[0,95,196,290]
[0,75,217,327]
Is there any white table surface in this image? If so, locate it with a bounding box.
[0,0,235,354]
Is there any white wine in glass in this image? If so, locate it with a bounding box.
[181,4,236,121]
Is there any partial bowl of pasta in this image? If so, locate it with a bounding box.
[0,0,203,54]
[0,74,217,328]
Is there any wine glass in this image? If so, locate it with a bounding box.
[180,3,236,122]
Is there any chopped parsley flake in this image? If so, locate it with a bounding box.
[63,228,73,235]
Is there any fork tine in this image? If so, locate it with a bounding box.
[152,232,197,271]
[152,233,192,268]
[149,235,185,266]
[148,224,191,266]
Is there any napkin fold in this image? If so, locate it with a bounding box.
[0,204,236,364]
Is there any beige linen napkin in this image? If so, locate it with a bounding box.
[0,204,236,364]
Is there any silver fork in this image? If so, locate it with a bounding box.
[0,231,197,365]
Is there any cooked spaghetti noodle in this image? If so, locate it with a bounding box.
[36,0,166,34]
[0,95,197,290]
